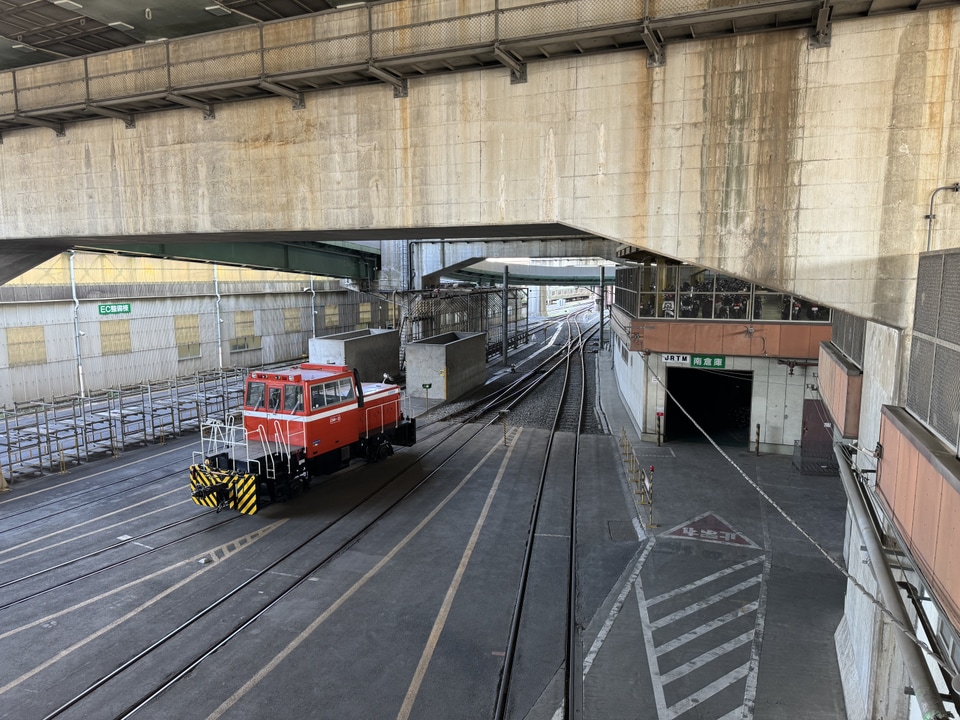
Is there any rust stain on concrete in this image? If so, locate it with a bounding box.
[699,33,803,289]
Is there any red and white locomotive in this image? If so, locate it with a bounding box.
[189,363,416,514]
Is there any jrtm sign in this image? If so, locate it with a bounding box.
[98,303,131,315]
[661,353,726,369]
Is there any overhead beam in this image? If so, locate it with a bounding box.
[641,22,666,67]
[165,93,215,119]
[15,113,65,136]
[77,241,380,281]
[810,0,833,48]
[493,45,527,84]
[87,104,136,128]
[258,80,305,109]
[367,64,408,98]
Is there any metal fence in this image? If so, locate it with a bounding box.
[0,369,246,483]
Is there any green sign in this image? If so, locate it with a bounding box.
[98,303,131,315]
[690,354,726,369]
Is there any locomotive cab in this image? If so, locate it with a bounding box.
[189,363,416,514]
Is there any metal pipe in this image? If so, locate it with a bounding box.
[213,264,223,370]
[304,278,317,337]
[925,183,960,252]
[833,445,949,719]
[599,266,605,349]
[502,265,509,367]
[69,250,85,398]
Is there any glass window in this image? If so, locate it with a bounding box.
[322,381,342,405]
[310,383,326,411]
[337,378,356,401]
[284,384,303,412]
[796,299,830,322]
[246,381,265,409]
[269,387,282,412]
[638,293,656,317]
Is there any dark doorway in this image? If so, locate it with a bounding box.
[664,368,753,445]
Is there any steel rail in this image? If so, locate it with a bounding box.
[42,384,518,719]
[493,315,592,720]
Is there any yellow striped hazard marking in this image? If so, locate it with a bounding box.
[189,465,259,515]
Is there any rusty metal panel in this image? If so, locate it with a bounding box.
[932,479,960,630]
[909,459,944,573]
[877,414,900,519]
[893,433,918,541]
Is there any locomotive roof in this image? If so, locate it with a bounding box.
[249,364,352,383]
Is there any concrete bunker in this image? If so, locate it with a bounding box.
[308,329,400,383]
[405,332,486,402]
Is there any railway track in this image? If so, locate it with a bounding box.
[3,311,608,720]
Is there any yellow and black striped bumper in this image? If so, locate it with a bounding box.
[189,465,259,515]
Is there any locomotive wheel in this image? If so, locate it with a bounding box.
[377,442,393,461]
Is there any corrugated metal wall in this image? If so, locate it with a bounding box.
[0,253,393,406]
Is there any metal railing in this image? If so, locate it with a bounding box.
[1,368,246,483]
[0,0,756,118]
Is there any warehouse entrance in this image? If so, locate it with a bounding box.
[664,368,753,445]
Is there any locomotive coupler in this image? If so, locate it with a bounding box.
[192,482,231,512]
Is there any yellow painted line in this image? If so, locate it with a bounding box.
[0,488,187,560]
[0,498,195,567]
[207,430,516,720]
[396,428,523,720]
[0,445,186,506]
[0,520,286,696]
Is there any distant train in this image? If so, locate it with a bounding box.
[189,363,416,515]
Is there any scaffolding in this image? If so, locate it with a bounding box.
[0,368,248,484]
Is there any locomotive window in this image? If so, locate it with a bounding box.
[284,384,303,412]
[268,387,282,412]
[337,378,355,401]
[246,381,266,409]
[310,383,326,411]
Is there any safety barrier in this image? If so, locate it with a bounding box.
[620,427,657,528]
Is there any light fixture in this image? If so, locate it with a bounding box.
[11,44,36,52]
[205,4,231,16]
[54,0,83,9]
[109,21,134,31]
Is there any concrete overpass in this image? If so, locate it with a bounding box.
[0,0,956,324]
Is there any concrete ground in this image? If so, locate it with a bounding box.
[556,344,849,719]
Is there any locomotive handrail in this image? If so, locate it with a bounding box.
[282,416,307,474]
[252,425,275,481]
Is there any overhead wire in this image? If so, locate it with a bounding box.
[646,364,955,678]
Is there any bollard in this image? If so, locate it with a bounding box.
[59,442,67,474]
[0,465,8,492]
[656,415,662,447]
[755,424,760,456]
[499,410,510,447]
